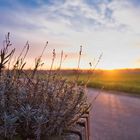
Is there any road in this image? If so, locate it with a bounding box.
[87,88,140,140]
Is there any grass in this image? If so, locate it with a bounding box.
[62,70,140,94]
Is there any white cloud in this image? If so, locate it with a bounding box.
[0,0,140,69]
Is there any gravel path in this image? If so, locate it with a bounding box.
[87,88,140,140]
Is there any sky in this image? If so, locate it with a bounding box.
[0,0,140,70]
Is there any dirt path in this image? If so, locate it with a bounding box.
[87,88,140,140]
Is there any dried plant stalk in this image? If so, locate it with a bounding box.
[0,33,89,140]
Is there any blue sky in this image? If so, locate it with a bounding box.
[0,0,140,69]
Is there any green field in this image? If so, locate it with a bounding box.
[63,70,140,94]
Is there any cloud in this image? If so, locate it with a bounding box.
[0,0,140,69]
[0,0,139,35]
[109,0,140,34]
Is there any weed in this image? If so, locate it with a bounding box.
[0,33,89,140]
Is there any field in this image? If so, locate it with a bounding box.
[62,69,140,94]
